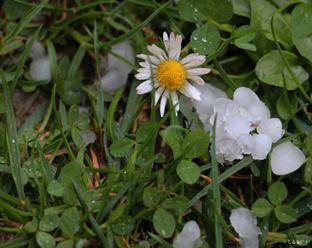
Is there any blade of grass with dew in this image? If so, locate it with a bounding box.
[101,0,171,48]
[210,116,223,247]
[92,20,106,128]
[121,82,143,132]
[51,84,75,161]
[1,0,47,49]
[72,181,106,246]
[213,59,237,91]
[184,154,253,210]
[49,11,111,41]
[66,46,86,81]
[0,199,33,222]
[97,183,131,222]
[1,73,25,199]
[0,234,31,248]
[107,87,124,141]
[47,41,58,81]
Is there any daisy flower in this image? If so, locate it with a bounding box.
[135,32,211,117]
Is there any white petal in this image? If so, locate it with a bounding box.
[250,134,272,160]
[154,87,164,105]
[181,53,204,64]
[230,208,260,248]
[271,142,306,175]
[137,54,160,64]
[147,44,167,60]
[168,32,182,60]
[258,118,284,143]
[160,91,168,117]
[170,91,180,114]
[182,54,206,69]
[187,68,211,76]
[163,32,169,52]
[137,67,151,73]
[173,221,201,248]
[180,82,201,101]
[187,74,205,85]
[136,80,153,94]
[30,56,51,82]
[139,62,155,69]
[135,71,150,80]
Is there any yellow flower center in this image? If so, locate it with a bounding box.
[156,60,186,90]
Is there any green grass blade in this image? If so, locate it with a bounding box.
[72,181,106,246]
[101,1,171,48]
[210,117,223,247]
[97,183,131,223]
[107,88,124,141]
[1,73,25,199]
[1,0,47,48]
[66,46,86,80]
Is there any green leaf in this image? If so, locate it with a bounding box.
[160,125,183,158]
[274,205,297,224]
[293,36,312,63]
[107,204,126,223]
[233,25,256,52]
[200,0,233,22]
[178,0,204,22]
[58,161,83,187]
[59,207,80,237]
[255,50,309,90]
[24,218,38,233]
[153,208,175,238]
[250,0,276,33]
[111,215,135,235]
[143,187,164,208]
[3,0,31,20]
[252,198,273,217]
[291,4,312,38]
[39,213,60,232]
[110,137,135,157]
[269,13,292,49]
[36,231,56,248]
[183,129,209,159]
[160,195,188,217]
[268,182,288,205]
[47,180,64,197]
[232,0,250,18]
[176,160,200,185]
[136,121,157,143]
[56,240,74,248]
[276,93,298,120]
[191,23,221,55]
[304,157,312,187]
[291,4,312,62]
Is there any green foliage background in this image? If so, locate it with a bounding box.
[0,0,311,247]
